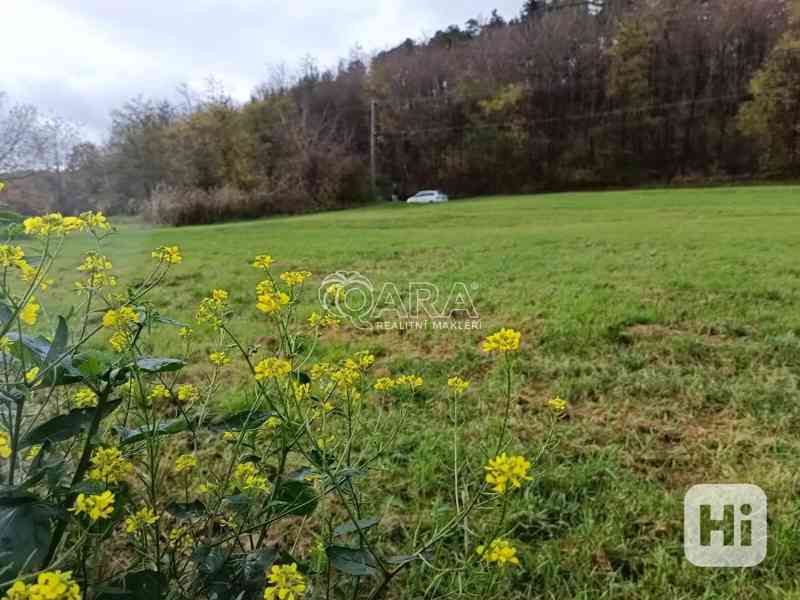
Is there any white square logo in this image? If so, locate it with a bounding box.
[684,484,767,567]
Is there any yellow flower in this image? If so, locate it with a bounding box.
[279,271,312,287]
[324,283,345,301]
[81,210,111,231]
[73,386,98,408]
[252,255,274,270]
[307,311,340,329]
[61,216,85,233]
[76,253,116,292]
[125,506,159,534]
[0,432,11,459]
[547,396,567,413]
[23,213,68,237]
[292,381,310,401]
[481,328,522,353]
[19,298,39,326]
[177,384,199,403]
[87,447,133,484]
[70,490,115,521]
[233,462,271,493]
[310,362,332,381]
[263,563,306,600]
[102,306,139,329]
[175,453,198,473]
[0,336,10,353]
[256,291,290,315]
[108,330,131,353]
[148,384,171,402]
[447,376,470,395]
[4,570,81,600]
[484,453,531,495]
[168,526,193,549]
[373,377,396,392]
[331,367,360,390]
[265,416,282,429]
[0,245,25,268]
[396,374,423,390]
[209,351,231,366]
[196,289,229,327]
[476,538,521,567]
[24,366,40,384]
[254,357,292,381]
[179,326,193,339]
[152,245,182,264]
[26,445,41,461]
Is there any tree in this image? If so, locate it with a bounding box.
[0,93,41,177]
[738,0,800,173]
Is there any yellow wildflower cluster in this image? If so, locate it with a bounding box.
[2,570,81,600]
[76,252,117,293]
[547,396,567,413]
[23,214,84,237]
[102,306,139,352]
[151,245,183,264]
[280,271,312,287]
[481,328,522,353]
[263,563,306,600]
[209,351,231,366]
[396,374,424,389]
[88,447,133,484]
[0,245,26,269]
[447,376,470,395]
[254,357,292,381]
[252,254,274,270]
[476,538,521,567]
[307,311,340,329]
[233,462,271,493]
[175,453,198,473]
[256,281,290,316]
[168,526,193,550]
[196,289,229,328]
[0,432,11,459]
[24,367,39,385]
[125,506,159,534]
[19,298,40,326]
[148,384,171,402]
[70,491,115,521]
[177,384,199,403]
[373,377,395,392]
[73,386,98,408]
[484,453,531,495]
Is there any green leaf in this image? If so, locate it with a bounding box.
[208,410,275,432]
[271,480,318,517]
[0,502,56,577]
[238,547,278,585]
[166,500,206,520]
[117,418,191,446]
[131,357,186,373]
[192,545,227,577]
[333,516,380,537]
[326,546,379,577]
[96,570,166,600]
[21,399,123,448]
[44,317,68,366]
[73,350,116,379]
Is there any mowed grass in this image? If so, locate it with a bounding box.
[49,185,800,597]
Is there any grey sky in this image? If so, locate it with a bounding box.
[4,1,522,141]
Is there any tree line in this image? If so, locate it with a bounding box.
[3,0,799,224]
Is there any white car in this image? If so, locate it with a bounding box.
[406,190,448,204]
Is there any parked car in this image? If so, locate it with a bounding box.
[406,190,448,204]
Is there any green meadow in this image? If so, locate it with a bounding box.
[48,185,800,597]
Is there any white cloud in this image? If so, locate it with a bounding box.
[3,1,523,140]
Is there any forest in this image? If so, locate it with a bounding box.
[2,0,799,224]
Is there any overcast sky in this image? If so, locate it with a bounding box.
[4,1,523,141]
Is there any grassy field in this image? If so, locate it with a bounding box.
[49,185,800,597]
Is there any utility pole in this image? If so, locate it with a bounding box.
[370,99,376,198]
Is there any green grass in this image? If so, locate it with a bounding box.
[49,185,800,597]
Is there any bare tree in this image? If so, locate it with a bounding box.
[0,92,41,178]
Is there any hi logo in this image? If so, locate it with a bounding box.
[684,484,767,567]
